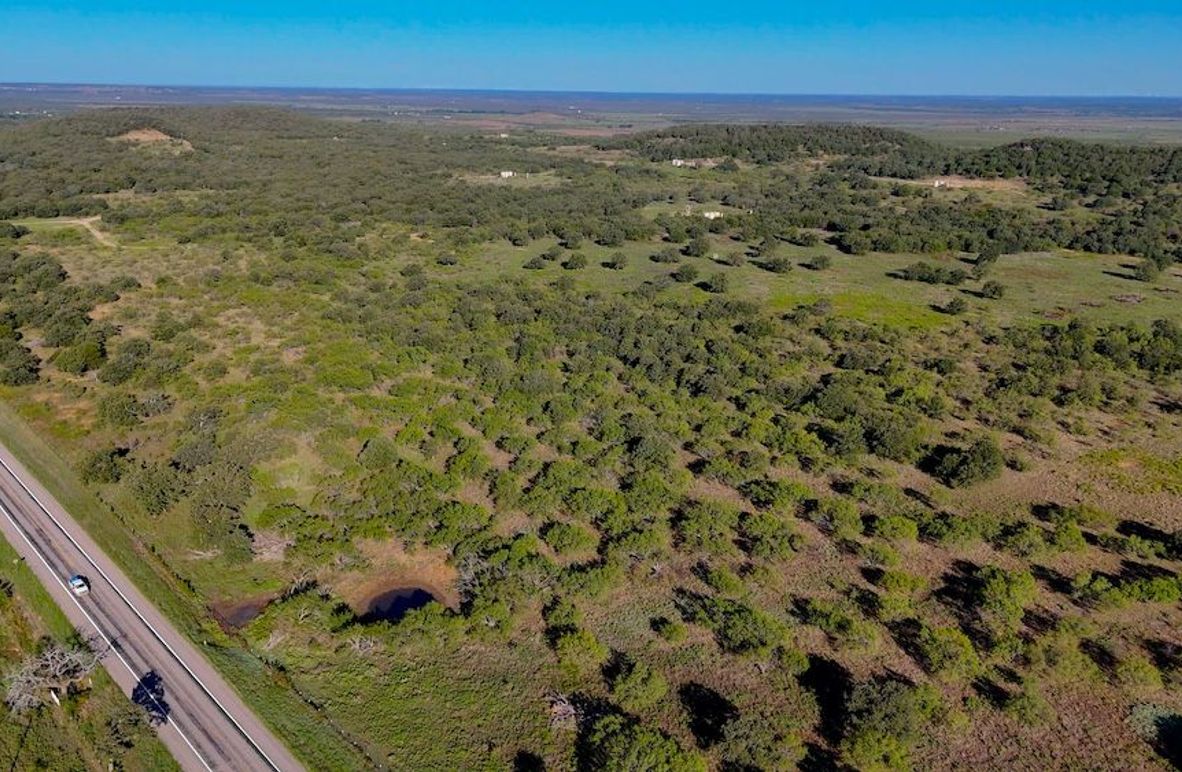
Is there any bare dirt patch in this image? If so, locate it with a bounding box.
[456,170,564,188]
[929,175,1026,190]
[455,478,495,510]
[280,346,306,364]
[538,144,633,165]
[331,538,460,611]
[110,127,194,153]
[687,476,748,510]
[877,175,1027,192]
[211,593,275,630]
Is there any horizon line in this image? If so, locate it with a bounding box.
[3,81,1180,101]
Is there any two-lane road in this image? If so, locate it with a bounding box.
[0,443,303,772]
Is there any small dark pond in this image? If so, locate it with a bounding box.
[358,586,437,624]
[212,595,273,629]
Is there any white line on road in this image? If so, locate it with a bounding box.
[0,453,285,772]
[0,495,214,772]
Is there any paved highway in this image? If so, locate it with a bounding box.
[0,443,304,772]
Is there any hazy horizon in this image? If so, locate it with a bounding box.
[8,82,1182,100]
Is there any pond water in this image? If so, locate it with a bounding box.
[212,595,273,629]
[358,586,437,624]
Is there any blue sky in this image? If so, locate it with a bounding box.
[3,1,1181,95]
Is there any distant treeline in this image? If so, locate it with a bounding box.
[612,124,1182,262]
[1,109,1179,265]
[607,123,937,167]
[613,124,1182,189]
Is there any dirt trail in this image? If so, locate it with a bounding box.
[68,216,116,247]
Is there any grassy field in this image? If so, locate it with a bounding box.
[463,235,1182,329]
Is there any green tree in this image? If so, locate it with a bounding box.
[97,393,142,428]
[1134,259,1161,283]
[54,339,106,374]
[934,436,1004,488]
[764,256,793,273]
[978,565,1037,632]
[610,659,669,714]
[584,714,706,772]
[721,706,806,772]
[675,499,739,554]
[981,280,1006,299]
[80,447,125,484]
[555,628,608,680]
[704,272,729,293]
[944,296,969,315]
[740,511,801,560]
[685,235,711,258]
[128,463,184,517]
[839,680,943,772]
[917,625,980,680]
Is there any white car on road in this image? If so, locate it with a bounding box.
[68,575,90,596]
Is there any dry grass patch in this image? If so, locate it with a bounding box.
[330,538,460,610]
[877,175,1027,191]
[110,127,194,153]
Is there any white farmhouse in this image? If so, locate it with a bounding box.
[499,170,516,179]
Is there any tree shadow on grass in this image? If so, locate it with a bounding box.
[798,656,852,746]
[884,618,927,672]
[1118,559,1175,582]
[971,676,1010,709]
[678,682,737,749]
[1080,639,1118,678]
[1153,395,1182,414]
[1145,638,1182,673]
[934,560,982,624]
[1117,519,1171,543]
[513,750,545,772]
[1030,563,1073,596]
[1146,711,1182,769]
[799,741,840,772]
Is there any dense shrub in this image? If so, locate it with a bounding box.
[583,714,706,772]
[839,680,943,772]
[933,436,1004,488]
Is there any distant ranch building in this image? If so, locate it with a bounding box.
[499,170,517,179]
[702,211,723,220]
